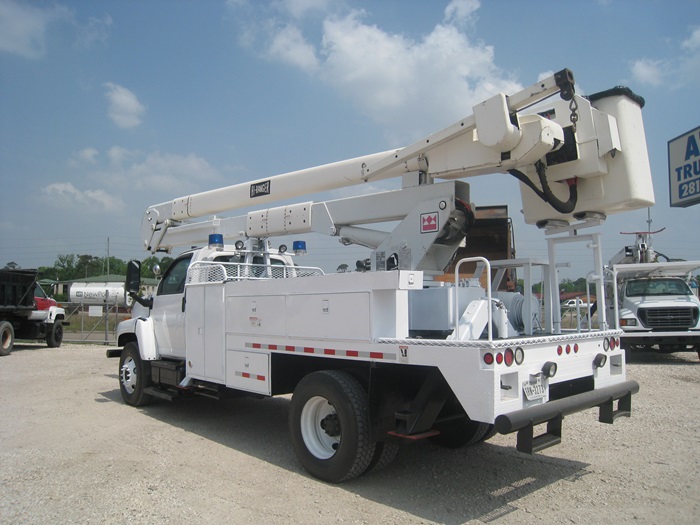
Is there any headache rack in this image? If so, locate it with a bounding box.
[186,260,324,285]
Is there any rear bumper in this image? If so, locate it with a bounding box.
[495,379,639,453]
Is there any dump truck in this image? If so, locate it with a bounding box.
[0,268,65,355]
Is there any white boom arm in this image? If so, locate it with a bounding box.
[141,68,654,254]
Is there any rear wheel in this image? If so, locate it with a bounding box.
[46,321,63,348]
[119,342,153,407]
[0,321,14,356]
[289,370,375,483]
[364,440,399,474]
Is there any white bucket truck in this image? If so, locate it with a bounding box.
[607,232,700,358]
[110,70,654,482]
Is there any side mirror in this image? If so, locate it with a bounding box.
[126,260,141,294]
[152,263,161,278]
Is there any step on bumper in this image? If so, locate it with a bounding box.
[495,380,640,454]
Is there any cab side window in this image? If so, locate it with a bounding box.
[157,255,193,295]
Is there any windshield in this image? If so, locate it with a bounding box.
[625,278,692,297]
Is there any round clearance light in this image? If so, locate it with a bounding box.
[483,353,494,365]
[566,344,571,355]
[542,361,558,378]
[593,353,607,369]
[515,347,524,365]
[504,348,514,367]
[496,352,504,365]
[278,244,288,254]
[557,345,563,356]
[234,240,245,250]
[574,343,579,354]
[603,337,610,351]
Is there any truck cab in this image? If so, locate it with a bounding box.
[118,241,298,359]
[618,277,700,337]
[609,266,700,356]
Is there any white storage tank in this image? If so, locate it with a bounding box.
[69,282,132,307]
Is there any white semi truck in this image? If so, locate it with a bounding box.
[110,70,654,482]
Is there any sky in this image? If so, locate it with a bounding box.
[1,0,699,281]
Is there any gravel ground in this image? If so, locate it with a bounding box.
[1,343,698,525]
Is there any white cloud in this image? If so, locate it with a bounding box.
[42,182,124,212]
[75,14,112,49]
[443,0,480,27]
[681,26,700,51]
[630,58,664,86]
[104,82,146,128]
[0,0,71,59]
[318,9,519,140]
[631,26,700,87]
[107,145,137,165]
[279,0,332,19]
[70,147,99,166]
[227,0,519,142]
[267,24,319,72]
[125,151,221,191]
[51,148,221,217]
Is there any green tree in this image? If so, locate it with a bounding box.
[2,261,20,270]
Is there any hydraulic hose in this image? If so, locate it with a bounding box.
[508,161,578,214]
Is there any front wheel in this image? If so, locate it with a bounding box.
[46,321,63,348]
[289,370,375,483]
[0,321,14,356]
[119,342,153,407]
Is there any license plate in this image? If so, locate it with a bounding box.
[523,374,547,401]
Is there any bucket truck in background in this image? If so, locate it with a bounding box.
[109,69,655,482]
[607,231,700,359]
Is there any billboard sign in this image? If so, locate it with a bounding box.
[668,125,700,207]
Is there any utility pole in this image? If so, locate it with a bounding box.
[107,237,110,275]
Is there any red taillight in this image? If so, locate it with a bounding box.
[566,344,571,355]
[504,348,514,366]
[610,337,617,350]
[495,352,504,364]
[484,353,494,365]
[557,345,563,356]
[574,343,579,353]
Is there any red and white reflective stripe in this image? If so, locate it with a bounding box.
[245,342,395,361]
[235,370,266,381]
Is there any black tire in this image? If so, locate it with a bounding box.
[364,440,400,474]
[289,370,375,483]
[479,424,497,443]
[430,417,492,448]
[119,342,153,407]
[46,321,63,348]
[0,321,14,356]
